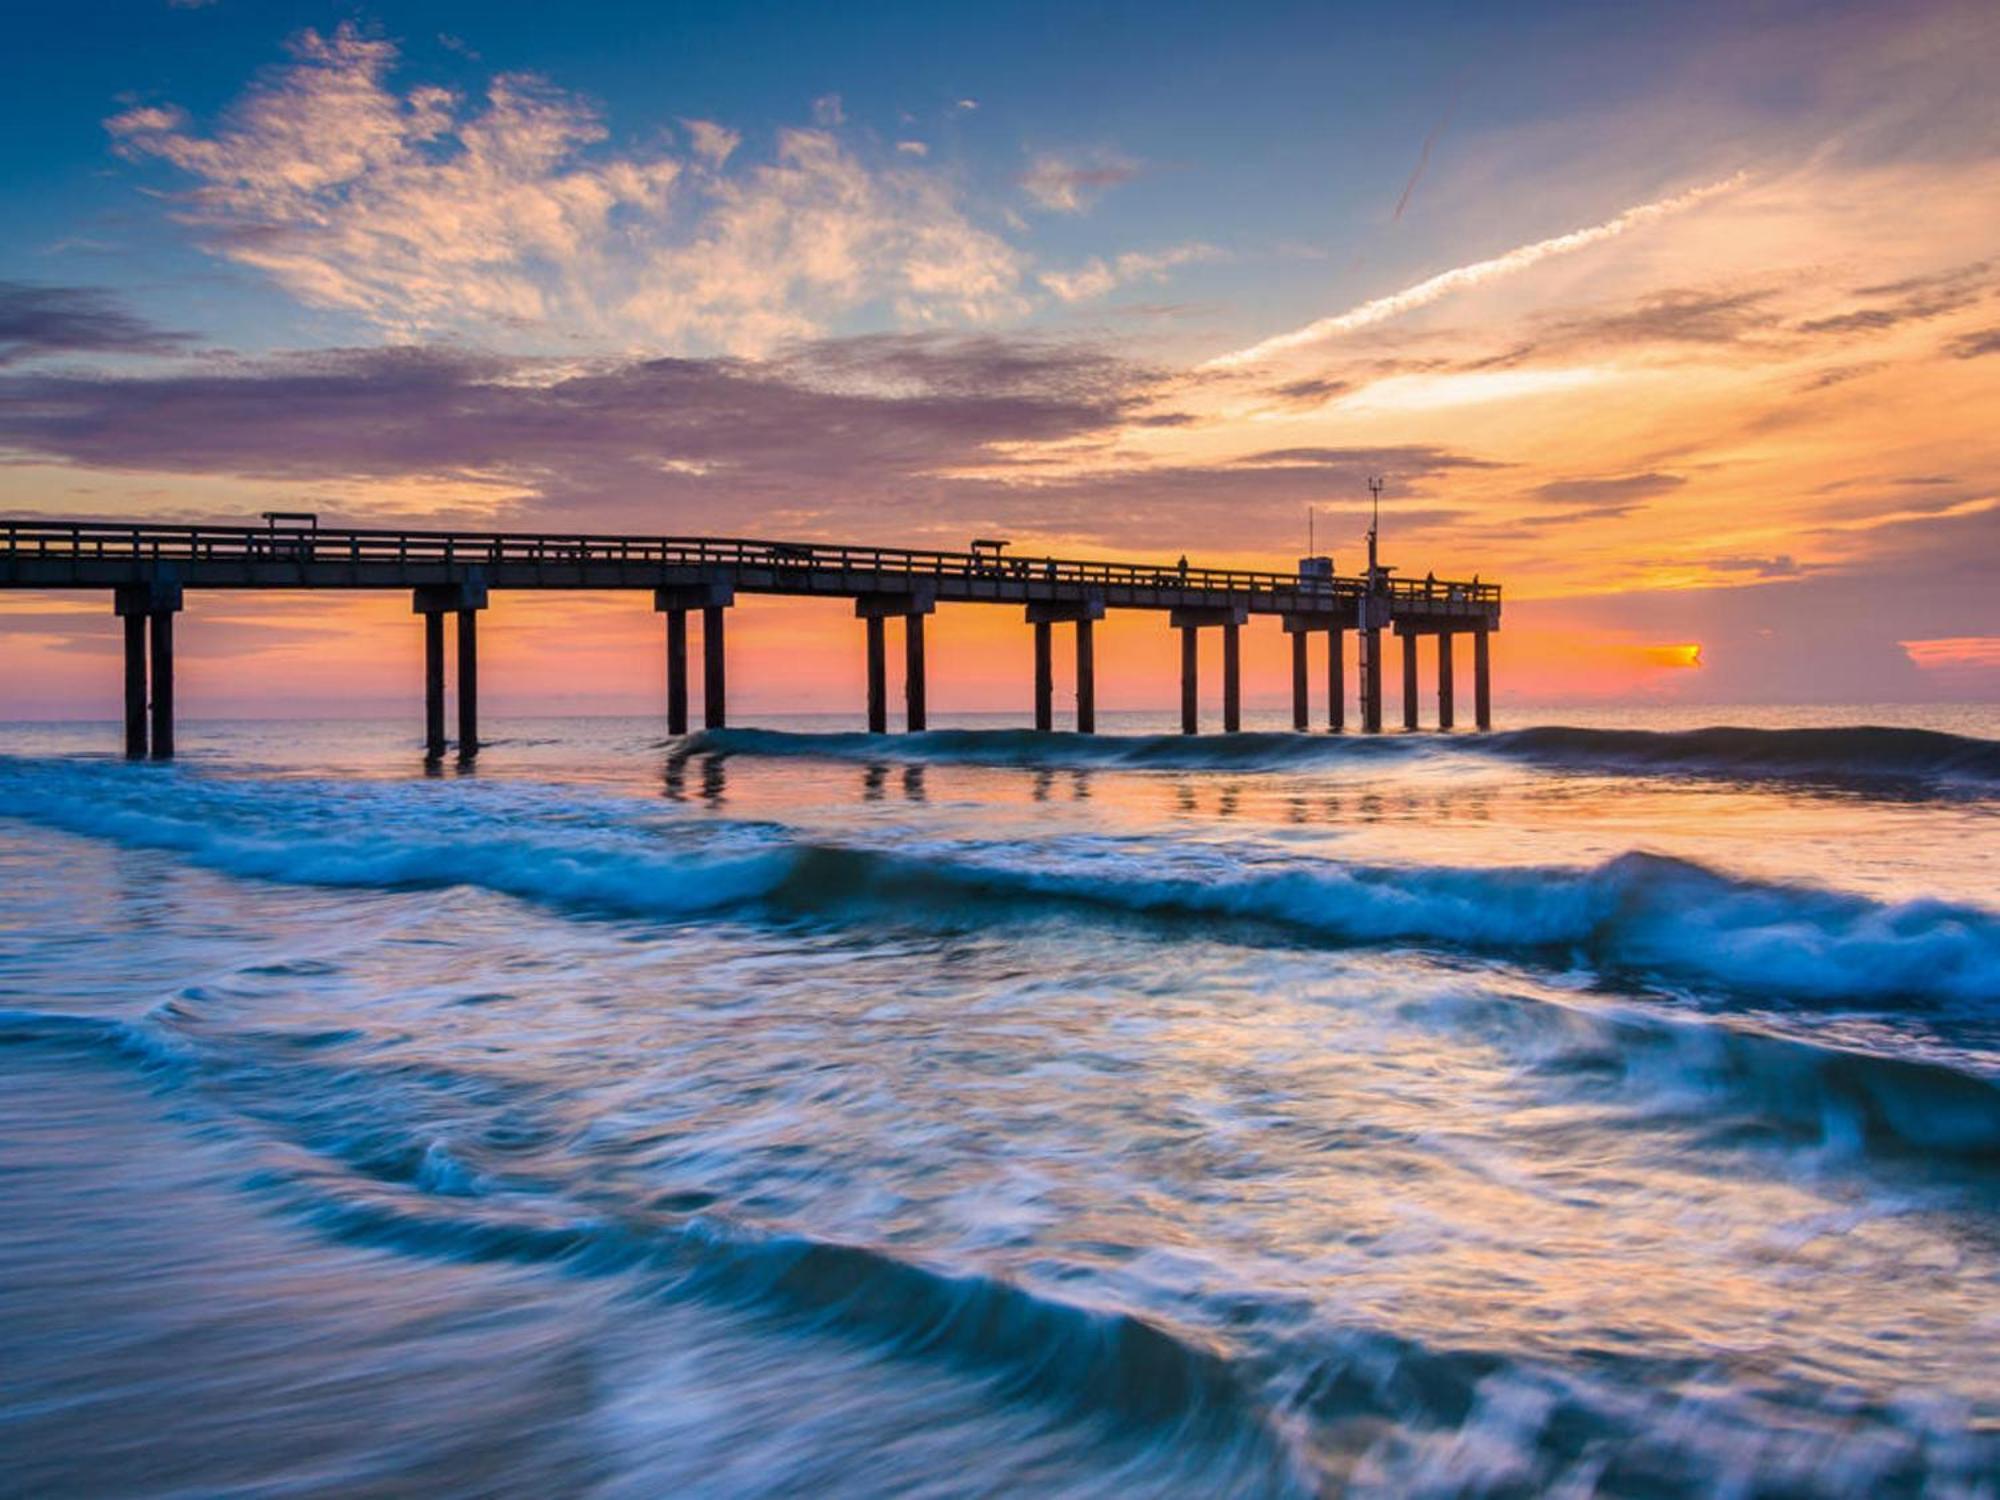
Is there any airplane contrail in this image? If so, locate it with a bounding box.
[1205,171,1748,370]
[1392,92,1459,223]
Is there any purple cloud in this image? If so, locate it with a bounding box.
[0,282,190,365]
[1530,472,1685,506]
[0,330,1492,549]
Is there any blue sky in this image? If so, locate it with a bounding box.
[3,0,1839,354]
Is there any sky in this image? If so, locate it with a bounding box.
[1,0,1997,719]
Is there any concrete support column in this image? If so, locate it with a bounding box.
[856,590,936,733]
[147,612,175,761]
[423,609,447,762]
[416,576,488,764]
[904,613,927,732]
[1075,618,1095,734]
[658,583,730,737]
[1291,629,1309,731]
[1437,632,1455,732]
[123,612,148,760]
[866,614,888,733]
[703,605,727,729]
[665,609,688,736]
[1180,627,1198,735]
[456,609,479,760]
[1474,627,1492,731]
[1360,628,1382,733]
[1169,605,1244,737]
[1329,629,1346,732]
[1033,620,1054,732]
[115,579,182,761]
[1401,632,1421,731]
[1222,622,1242,733]
[1027,599,1103,734]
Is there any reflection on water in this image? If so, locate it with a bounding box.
[0,707,1995,1497]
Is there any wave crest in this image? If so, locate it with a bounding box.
[680,722,2000,789]
[3,759,1995,1011]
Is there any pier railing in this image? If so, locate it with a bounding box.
[0,519,1502,607]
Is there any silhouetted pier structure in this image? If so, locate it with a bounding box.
[2,518,1501,760]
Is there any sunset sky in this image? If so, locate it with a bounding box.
[2,0,1996,718]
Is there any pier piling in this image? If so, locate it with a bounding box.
[122,612,147,760]
[1223,623,1242,733]
[656,583,732,736]
[866,614,888,734]
[1475,627,1492,731]
[1329,629,1345,733]
[1402,633,1420,732]
[1180,627,1198,735]
[415,577,488,763]
[1291,631,1309,731]
[664,608,688,736]
[457,608,479,760]
[858,591,936,733]
[1359,627,1383,734]
[1074,618,1095,734]
[1169,605,1248,736]
[1025,599,1105,733]
[148,610,175,761]
[1034,621,1054,732]
[905,612,927,732]
[114,577,182,760]
[422,610,446,761]
[1438,633,1455,732]
[703,605,727,729]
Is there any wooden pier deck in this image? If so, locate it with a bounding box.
[2,518,1501,759]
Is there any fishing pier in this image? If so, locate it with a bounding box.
[1,518,1501,760]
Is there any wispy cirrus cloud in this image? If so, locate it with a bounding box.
[1548,288,1782,348]
[1039,244,1221,304]
[105,25,1028,355]
[1797,260,1991,335]
[1945,326,2000,359]
[1018,150,1141,214]
[1205,173,1749,368]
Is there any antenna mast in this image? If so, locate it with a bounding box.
[1366,475,1383,577]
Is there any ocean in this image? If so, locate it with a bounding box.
[1,705,1995,1497]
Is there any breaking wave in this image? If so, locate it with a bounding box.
[1488,723,2000,785]
[1,757,1994,1010]
[679,723,2000,789]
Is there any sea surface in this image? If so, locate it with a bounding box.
[1,704,1996,1498]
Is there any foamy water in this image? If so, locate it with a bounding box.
[1,707,1995,1496]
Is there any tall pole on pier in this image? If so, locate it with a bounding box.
[1367,476,1382,578]
[1360,476,1386,733]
